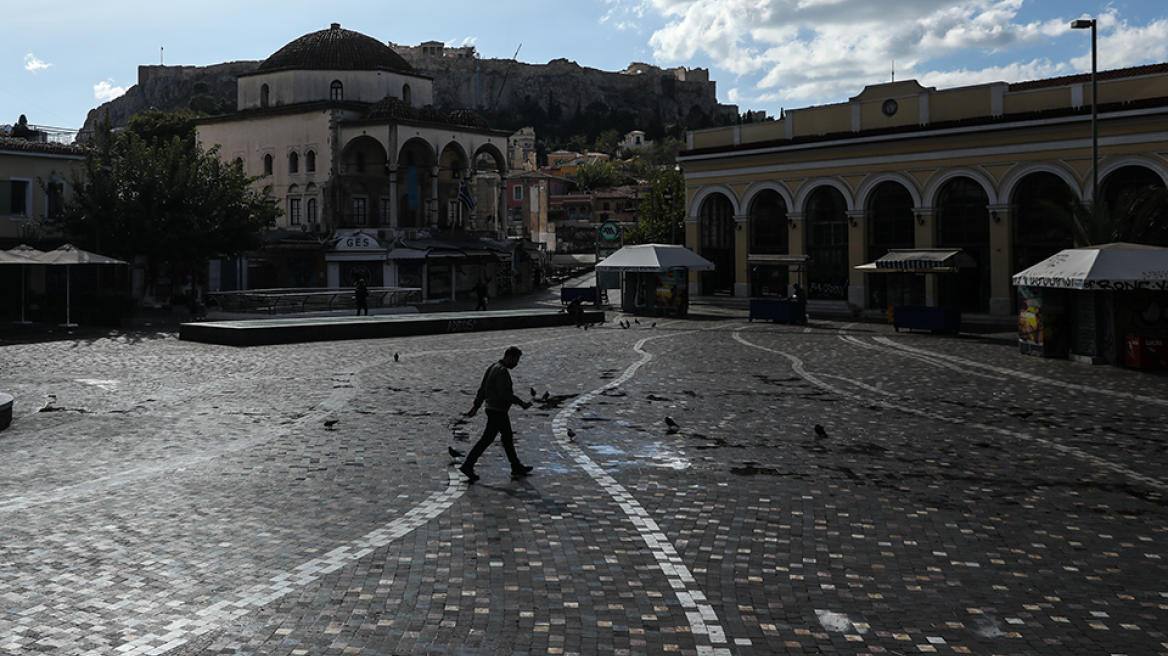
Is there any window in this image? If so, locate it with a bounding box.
[0,180,31,217]
[263,154,273,176]
[513,185,523,201]
[402,84,412,106]
[45,180,65,218]
[352,197,367,225]
[234,157,244,168]
[260,84,269,108]
[355,151,366,173]
[307,198,318,223]
[305,150,316,173]
[288,198,302,225]
[289,151,299,174]
[381,198,393,226]
[331,80,343,101]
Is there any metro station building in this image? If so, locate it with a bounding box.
[678,63,1168,318]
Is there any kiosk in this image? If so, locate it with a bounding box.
[748,254,809,323]
[595,244,714,317]
[856,249,976,333]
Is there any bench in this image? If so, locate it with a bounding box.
[561,287,598,305]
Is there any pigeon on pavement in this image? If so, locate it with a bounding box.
[394,352,400,362]
[814,424,829,439]
[324,418,339,429]
[448,446,464,459]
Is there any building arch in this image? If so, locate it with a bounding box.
[793,177,856,214]
[1097,154,1168,196]
[1010,171,1074,296]
[855,172,922,210]
[923,167,998,207]
[340,136,388,175]
[689,184,740,219]
[999,161,1080,205]
[803,185,850,300]
[395,137,439,229]
[288,150,299,174]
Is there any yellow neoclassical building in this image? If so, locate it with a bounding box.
[679,63,1168,318]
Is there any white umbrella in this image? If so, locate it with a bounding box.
[5,245,45,324]
[595,244,715,272]
[1012,242,1168,290]
[35,244,128,328]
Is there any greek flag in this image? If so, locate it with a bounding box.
[458,181,477,209]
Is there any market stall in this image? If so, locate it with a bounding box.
[595,244,714,317]
[856,249,976,333]
[748,254,809,323]
[1012,242,1168,366]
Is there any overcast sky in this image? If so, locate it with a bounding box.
[3,0,1166,134]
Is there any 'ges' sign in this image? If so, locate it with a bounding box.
[345,235,374,249]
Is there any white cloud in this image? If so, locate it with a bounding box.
[93,79,127,102]
[641,0,1168,109]
[24,53,52,73]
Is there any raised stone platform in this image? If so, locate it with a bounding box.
[178,309,605,347]
[0,393,12,432]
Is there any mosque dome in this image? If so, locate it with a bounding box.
[365,96,419,121]
[258,23,414,75]
[448,109,491,130]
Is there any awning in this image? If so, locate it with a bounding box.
[596,244,715,273]
[748,254,810,267]
[1012,242,1168,290]
[857,249,976,273]
[552,253,597,266]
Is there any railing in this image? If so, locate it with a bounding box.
[206,287,422,315]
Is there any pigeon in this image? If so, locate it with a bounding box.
[542,391,550,401]
[394,352,400,362]
[531,387,537,397]
[651,322,656,328]
[814,424,829,439]
[665,416,679,430]
[1015,411,1033,419]
[324,418,339,429]
[634,318,640,324]
[567,429,576,440]
[448,446,464,459]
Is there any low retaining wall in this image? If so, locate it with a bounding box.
[179,309,605,347]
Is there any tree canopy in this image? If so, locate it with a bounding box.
[1046,185,1168,247]
[574,159,621,191]
[51,114,280,265]
[627,166,685,245]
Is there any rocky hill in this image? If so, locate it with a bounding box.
[81,52,738,141]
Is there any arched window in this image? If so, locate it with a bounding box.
[866,182,915,308]
[805,186,849,300]
[749,190,788,255]
[234,157,244,169]
[1012,173,1073,275]
[936,177,990,312]
[305,150,316,173]
[307,198,318,224]
[260,84,270,108]
[288,151,299,174]
[356,151,366,173]
[402,84,412,106]
[699,193,736,295]
[330,80,343,101]
[263,153,273,176]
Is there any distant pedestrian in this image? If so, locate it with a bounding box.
[566,295,585,326]
[355,279,369,316]
[460,346,533,483]
[474,278,490,311]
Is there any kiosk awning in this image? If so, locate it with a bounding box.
[1012,242,1168,290]
[747,254,810,267]
[596,244,715,273]
[857,249,976,273]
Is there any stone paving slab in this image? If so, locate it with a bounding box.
[1,312,1165,655]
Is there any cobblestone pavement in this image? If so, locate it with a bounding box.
[1,302,1166,656]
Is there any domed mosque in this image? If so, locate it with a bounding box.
[196,24,525,297]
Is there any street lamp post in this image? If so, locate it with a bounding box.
[1071,18,1098,202]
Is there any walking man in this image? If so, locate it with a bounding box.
[460,346,533,483]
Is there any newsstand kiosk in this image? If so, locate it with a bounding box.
[748,254,809,323]
[856,249,976,333]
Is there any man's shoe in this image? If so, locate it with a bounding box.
[511,465,534,476]
[459,464,479,483]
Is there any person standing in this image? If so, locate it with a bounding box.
[355,278,369,316]
[474,278,489,311]
[460,346,533,483]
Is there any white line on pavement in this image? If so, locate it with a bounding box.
[550,333,737,656]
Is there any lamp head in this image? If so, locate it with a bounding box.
[1070,19,1095,29]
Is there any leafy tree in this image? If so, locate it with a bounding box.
[126,109,197,146]
[1045,185,1168,247]
[593,129,622,156]
[627,167,685,244]
[574,159,620,191]
[51,114,281,296]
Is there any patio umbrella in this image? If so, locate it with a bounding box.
[595,244,715,272]
[35,244,127,328]
[4,245,45,324]
[1012,242,1168,290]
